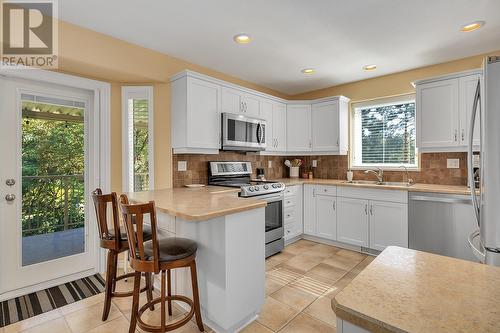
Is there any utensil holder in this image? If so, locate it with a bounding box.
[290,167,299,178]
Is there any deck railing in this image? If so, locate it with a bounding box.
[22,174,84,237]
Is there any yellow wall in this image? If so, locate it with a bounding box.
[291,52,497,102]
[55,21,289,192]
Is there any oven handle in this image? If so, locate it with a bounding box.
[257,123,263,144]
[258,193,284,202]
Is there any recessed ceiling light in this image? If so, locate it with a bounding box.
[233,34,252,44]
[460,21,485,32]
[363,64,377,71]
[301,68,315,74]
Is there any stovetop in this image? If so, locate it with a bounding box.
[208,161,285,197]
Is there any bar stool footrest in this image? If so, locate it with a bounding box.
[137,295,195,333]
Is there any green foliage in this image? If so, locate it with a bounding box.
[22,112,85,237]
[132,99,150,191]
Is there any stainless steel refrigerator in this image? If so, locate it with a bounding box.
[468,56,500,266]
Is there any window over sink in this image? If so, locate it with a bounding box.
[351,94,418,170]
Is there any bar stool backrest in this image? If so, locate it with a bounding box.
[119,194,159,273]
[92,188,121,250]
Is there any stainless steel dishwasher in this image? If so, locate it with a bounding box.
[409,192,479,262]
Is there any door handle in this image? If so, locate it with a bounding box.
[5,194,16,201]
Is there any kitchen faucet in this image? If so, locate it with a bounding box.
[399,165,414,186]
[364,168,384,184]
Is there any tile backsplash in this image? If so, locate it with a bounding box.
[172,151,468,187]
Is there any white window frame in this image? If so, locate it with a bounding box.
[122,86,154,192]
[350,94,419,171]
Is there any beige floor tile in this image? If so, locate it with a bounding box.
[16,318,70,333]
[270,286,317,311]
[304,244,341,258]
[256,297,299,331]
[349,255,375,275]
[306,263,347,283]
[322,254,363,271]
[265,277,286,295]
[269,251,295,263]
[3,308,62,333]
[85,316,135,333]
[304,296,337,327]
[279,313,335,333]
[266,266,303,285]
[63,301,121,333]
[282,253,324,273]
[336,249,367,261]
[282,240,316,255]
[288,276,332,298]
[265,257,282,271]
[58,293,105,316]
[323,274,355,300]
[240,321,273,333]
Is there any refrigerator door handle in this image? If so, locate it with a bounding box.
[468,230,486,263]
[468,78,481,228]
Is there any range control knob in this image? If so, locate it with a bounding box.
[248,186,254,192]
[272,184,277,188]
[263,184,269,190]
[276,183,282,188]
[254,186,260,191]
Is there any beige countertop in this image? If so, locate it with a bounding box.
[126,186,266,221]
[332,246,500,333]
[274,178,472,195]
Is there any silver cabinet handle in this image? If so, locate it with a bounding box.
[5,194,16,201]
[6,178,15,186]
[370,204,373,215]
[312,189,316,197]
[364,204,368,215]
[454,129,458,142]
[309,139,312,148]
[461,129,465,141]
[337,137,339,146]
[333,201,336,211]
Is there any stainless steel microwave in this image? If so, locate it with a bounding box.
[221,113,266,151]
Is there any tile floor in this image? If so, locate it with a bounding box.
[2,239,374,333]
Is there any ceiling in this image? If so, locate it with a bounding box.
[59,0,500,95]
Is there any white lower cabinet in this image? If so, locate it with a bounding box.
[369,200,408,250]
[337,197,369,247]
[303,185,317,235]
[316,195,337,240]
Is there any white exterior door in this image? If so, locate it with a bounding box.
[417,79,459,149]
[312,101,339,151]
[287,104,311,151]
[337,197,369,247]
[316,195,337,240]
[369,200,408,251]
[0,77,98,300]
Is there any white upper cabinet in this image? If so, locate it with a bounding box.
[311,97,349,153]
[171,75,221,154]
[287,104,312,152]
[459,74,481,147]
[221,87,260,117]
[416,70,482,152]
[417,78,459,149]
[261,99,287,152]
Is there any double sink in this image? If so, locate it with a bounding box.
[342,180,415,187]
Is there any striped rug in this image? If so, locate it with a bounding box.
[0,274,105,327]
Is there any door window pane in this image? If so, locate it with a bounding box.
[21,97,86,266]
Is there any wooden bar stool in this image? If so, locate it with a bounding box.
[91,188,155,321]
[119,194,204,333]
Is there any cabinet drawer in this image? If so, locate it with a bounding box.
[284,185,299,196]
[338,186,407,203]
[284,208,296,224]
[284,197,297,208]
[314,185,337,196]
[284,224,296,239]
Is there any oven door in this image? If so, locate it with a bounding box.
[222,113,266,151]
[260,193,284,244]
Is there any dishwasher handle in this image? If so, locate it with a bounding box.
[410,195,472,205]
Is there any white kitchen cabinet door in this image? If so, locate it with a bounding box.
[316,195,337,240]
[303,185,316,235]
[273,103,287,151]
[243,93,261,117]
[185,78,221,149]
[261,100,274,151]
[221,87,244,114]
[369,200,408,251]
[417,78,459,149]
[337,197,369,247]
[459,74,481,147]
[312,101,339,151]
[287,104,312,151]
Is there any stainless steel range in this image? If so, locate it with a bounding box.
[208,161,285,257]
